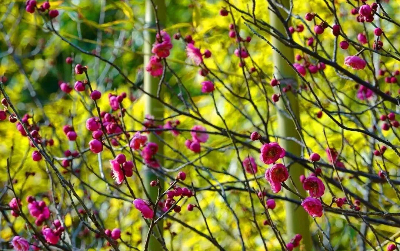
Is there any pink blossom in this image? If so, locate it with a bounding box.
[9,198,21,217]
[42,227,60,244]
[260,142,285,164]
[301,197,323,217]
[152,42,173,58]
[89,139,103,153]
[11,236,29,251]
[129,132,148,150]
[111,228,121,240]
[293,63,306,76]
[234,48,249,58]
[302,176,325,198]
[141,142,159,160]
[242,156,257,174]
[266,199,276,209]
[185,139,201,153]
[357,85,374,100]
[133,199,154,219]
[264,163,289,193]
[164,120,180,136]
[201,81,215,93]
[60,83,72,93]
[326,148,338,163]
[156,30,171,44]
[86,117,100,131]
[357,33,368,44]
[186,43,203,65]
[110,159,124,185]
[344,56,366,70]
[190,125,209,143]
[144,158,160,168]
[109,95,120,111]
[28,200,50,222]
[146,56,163,77]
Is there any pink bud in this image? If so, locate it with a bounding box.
[0,111,6,121]
[382,122,390,131]
[305,13,314,21]
[74,81,85,92]
[187,204,194,211]
[49,9,59,19]
[374,28,383,36]
[115,154,126,164]
[340,41,349,50]
[314,25,324,35]
[310,153,320,162]
[66,131,77,141]
[332,24,340,36]
[89,139,103,154]
[387,244,396,251]
[75,64,84,74]
[266,199,276,209]
[111,228,121,240]
[203,50,212,58]
[272,94,279,103]
[178,171,186,181]
[388,112,396,121]
[65,57,73,64]
[270,78,278,87]
[32,151,42,161]
[220,9,229,16]
[90,90,102,100]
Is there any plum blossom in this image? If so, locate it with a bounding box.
[190,125,209,143]
[164,120,180,136]
[42,227,60,244]
[129,132,148,150]
[344,56,366,70]
[146,56,163,77]
[11,236,29,251]
[293,63,306,76]
[152,31,173,58]
[242,156,257,174]
[110,159,124,184]
[260,142,285,164]
[133,199,154,219]
[357,85,374,100]
[265,163,289,193]
[302,176,325,198]
[186,44,203,65]
[201,81,215,93]
[301,197,323,217]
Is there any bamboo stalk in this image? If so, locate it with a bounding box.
[269,1,312,250]
[143,0,166,250]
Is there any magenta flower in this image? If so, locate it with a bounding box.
[152,42,173,58]
[185,139,201,153]
[110,159,124,184]
[133,199,154,219]
[86,117,100,132]
[11,236,29,251]
[357,33,368,44]
[357,85,374,100]
[326,148,338,163]
[146,56,163,77]
[109,95,120,111]
[344,56,366,70]
[260,142,285,164]
[190,125,209,143]
[234,48,249,58]
[111,228,121,240]
[144,158,160,168]
[130,132,148,150]
[42,227,60,244]
[164,120,180,136]
[302,176,325,198]
[141,142,159,160]
[201,81,215,93]
[9,198,21,217]
[89,139,103,154]
[301,197,323,217]
[293,63,306,76]
[264,163,289,193]
[186,43,203,65]
[242,156,257,174]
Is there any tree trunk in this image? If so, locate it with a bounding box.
[269,1,312,250]
[143,0,166,250]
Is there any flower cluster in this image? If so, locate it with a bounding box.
[146,31,173,77]
[109,154,134,184]
[27,196,51,226]
[185,125,209,153]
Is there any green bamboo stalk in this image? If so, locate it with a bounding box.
[143,0,166,250]
[269,1,312,250]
